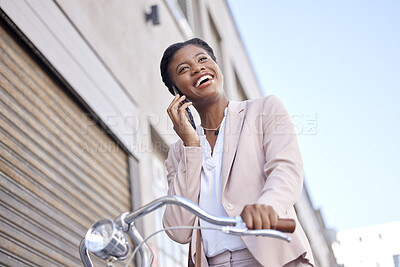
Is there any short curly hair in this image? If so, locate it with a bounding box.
[160,38,217,95]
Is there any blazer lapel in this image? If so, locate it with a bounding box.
[221,101,246,190]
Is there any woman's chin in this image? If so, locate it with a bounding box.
[194,90,226,106]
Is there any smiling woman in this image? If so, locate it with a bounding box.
[159,38,314,267]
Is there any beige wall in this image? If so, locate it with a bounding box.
[296,186,338,266]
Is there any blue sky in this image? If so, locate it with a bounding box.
[227,0,400,231]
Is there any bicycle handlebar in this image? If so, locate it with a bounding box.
[117,195,295,234]
[80,195,296,267]
[117,195,236,226]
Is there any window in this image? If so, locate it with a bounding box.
[150,127,188,267]
[165,0,194,38]
[177,0,195,30]
[394,254,400,267]
[208,15,223,71]
[235,71,248,100]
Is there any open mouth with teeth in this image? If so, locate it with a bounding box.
[194,74,213,88]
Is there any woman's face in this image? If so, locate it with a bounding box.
[168,45,223,103]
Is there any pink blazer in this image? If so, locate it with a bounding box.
[163,95,314,267]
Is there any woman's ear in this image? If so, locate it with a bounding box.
[172,85,181,96]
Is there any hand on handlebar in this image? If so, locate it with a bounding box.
[241,204,277,230]
[240,204,295,233]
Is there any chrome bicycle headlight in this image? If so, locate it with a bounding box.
[85,219,130,261]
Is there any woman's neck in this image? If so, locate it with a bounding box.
[196,97,229,129]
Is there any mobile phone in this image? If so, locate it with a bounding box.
[172,86,196,130]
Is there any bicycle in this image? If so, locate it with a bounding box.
[79,195,296,267]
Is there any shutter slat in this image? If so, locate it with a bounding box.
[0,57,130,200]
[0,92,129,212]
[0,210,79,266]
[0,31,129,172]
[0,34,129,184]
[0,171,86,238]
[0,20,132,266]
[0,222,77,267]
[0,188,80,249]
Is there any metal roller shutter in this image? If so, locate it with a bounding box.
[0,18,132,266]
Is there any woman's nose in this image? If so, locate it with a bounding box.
[192,64,205,74]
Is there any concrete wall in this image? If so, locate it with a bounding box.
[296,185,338,266]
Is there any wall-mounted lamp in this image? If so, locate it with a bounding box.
[145,5,160,26]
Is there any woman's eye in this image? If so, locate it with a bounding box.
[179,66,188,73]
[199,56,207,62]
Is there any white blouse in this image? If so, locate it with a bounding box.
[197,108,246,257]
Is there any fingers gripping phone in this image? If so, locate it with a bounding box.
[172,86,196,130]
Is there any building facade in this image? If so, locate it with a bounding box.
[296,184,338,267]
[333,221,400,267]
[0,0,335,266]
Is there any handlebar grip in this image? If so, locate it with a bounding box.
[275,218,296,233]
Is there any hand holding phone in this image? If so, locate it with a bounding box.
[172,86,196,130]
[167,86,199,147]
